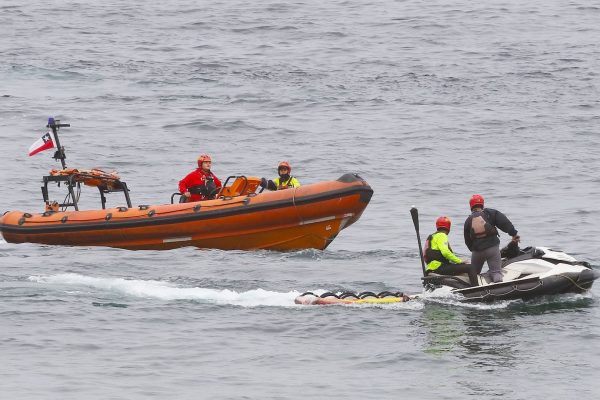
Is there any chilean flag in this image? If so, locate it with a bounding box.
[28,131,56,156]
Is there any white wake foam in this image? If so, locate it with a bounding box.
[28,273,300,307]
[416,286,514,309]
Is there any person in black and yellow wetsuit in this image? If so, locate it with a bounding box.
[260,161,301,191]
[425,216,479,286]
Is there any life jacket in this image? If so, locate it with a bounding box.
[470,210,498,240]
[204,174,217,196]
[274,175,295,190]
[424,233,453,264]
[184,170,221,201]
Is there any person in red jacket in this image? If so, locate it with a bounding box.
[178,154,222,202]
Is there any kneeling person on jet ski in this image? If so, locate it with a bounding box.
[464,194,520,283]
[425,216,479,287]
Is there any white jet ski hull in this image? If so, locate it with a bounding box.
[422,247,599,302]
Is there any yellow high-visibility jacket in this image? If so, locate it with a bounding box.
[273,176,300,190]
[425,231,463,271]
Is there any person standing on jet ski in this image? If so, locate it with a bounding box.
[425,216,479,286]
[464,194,520,283]
[179,154,222,202]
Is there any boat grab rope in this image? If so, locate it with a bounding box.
[556,273,592,292]
[21,195,250,224]
[463,281,544,301]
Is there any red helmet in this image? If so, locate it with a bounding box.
[197,154,212,168]
[469,194,484,210]
[278,161,291,173]
[436,216,451,232]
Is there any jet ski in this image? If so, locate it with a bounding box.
[421,243,599,302]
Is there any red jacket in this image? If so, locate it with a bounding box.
[178,169,222,202]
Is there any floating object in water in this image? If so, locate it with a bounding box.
[295,291,411,305]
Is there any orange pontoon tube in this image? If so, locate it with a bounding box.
[0,173,372,251]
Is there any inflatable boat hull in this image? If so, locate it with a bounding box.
[0,174,372,251]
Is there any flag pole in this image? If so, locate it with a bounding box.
[47,117,70,169]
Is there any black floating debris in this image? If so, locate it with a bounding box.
[92,302,128,308]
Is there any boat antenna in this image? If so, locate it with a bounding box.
[47,117,70,169]
[410,206,427,277]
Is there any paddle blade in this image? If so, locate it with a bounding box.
[410,206,427,277]
[410,206,419,231]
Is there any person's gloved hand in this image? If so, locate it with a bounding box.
[260,177,268,188]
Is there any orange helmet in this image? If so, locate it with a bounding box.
[435,216,451,232]
[278,161,291,173]
[197,154,212,167]
[469,194,484,210]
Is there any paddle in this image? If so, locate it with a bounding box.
[410,206,427,278]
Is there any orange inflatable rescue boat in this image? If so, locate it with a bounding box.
[0,118,373,251]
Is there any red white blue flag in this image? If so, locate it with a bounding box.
[28,132,56,156]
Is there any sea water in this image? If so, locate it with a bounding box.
[1,1,599,399]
